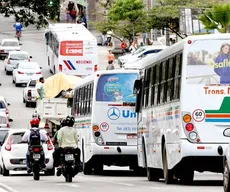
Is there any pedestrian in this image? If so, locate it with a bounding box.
[146,38,153,45]
[108,50,115,64]
[102,32,107,46]
[106,60,115,70]
[120,40,127,55]
[107,30,113,47]
[65,7,70,23]
[70,7,77,23]
[36,77,45,100]
[129,42,137,54]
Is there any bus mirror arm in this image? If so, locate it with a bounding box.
[133,80,141,94]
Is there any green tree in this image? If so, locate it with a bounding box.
[199,4,230,33]
[0,0,58,29]
[108,0,145,41]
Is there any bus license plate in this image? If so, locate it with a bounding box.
[33,154,40,159]
[65,154,74,161]
[127,134,137,139]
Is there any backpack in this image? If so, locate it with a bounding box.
[29,129,41,146]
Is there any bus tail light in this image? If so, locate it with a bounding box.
[182,111,201,143]
[59,64,62,72]
[94,131,100,137]
[93,125,99,131]
[94,65,98,72]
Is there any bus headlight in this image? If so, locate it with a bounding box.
[189,132,197,140]
[97,138,103,143]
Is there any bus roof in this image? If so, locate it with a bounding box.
[141,33,230,69]
[74,69,139,88]
[48,23,96,41]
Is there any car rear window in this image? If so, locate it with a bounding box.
[29,80,36,87]
[0,101,6,109]
[2,41,19,46]
[20,63,39,69]
[11,132,25,144]
[10,54,28,60]
[0,130,8,142]
[0,116,6,124]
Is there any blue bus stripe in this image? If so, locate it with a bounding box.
[205,118,230,122]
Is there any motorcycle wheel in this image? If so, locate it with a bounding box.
[65,173,72,182]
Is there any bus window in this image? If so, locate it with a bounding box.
[96,73,138,102]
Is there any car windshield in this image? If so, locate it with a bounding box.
[0,116,6,124]
[0,102,6,109]
[133,48,145,55]
[11,132,25,144]
[2,41,19,46]
[20,63,39,69]
[0,130,8,142]
[10,54,28,60]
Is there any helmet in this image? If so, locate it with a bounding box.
[30,118,40,127]
[60,118,66,127]
[65,115,75,127]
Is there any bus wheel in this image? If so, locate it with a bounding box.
[163,143,175,184]
[83,162,92,175]
[179,169,194,185]
[224,160,230,192]
[147,167,160,181]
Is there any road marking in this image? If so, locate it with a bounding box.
[78,176,134,187]
[57,183,80,188]
[0,182,19,192]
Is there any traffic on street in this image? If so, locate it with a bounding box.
[0,11,226,192]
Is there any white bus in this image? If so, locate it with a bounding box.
[134,34,230,184]
[45,23,98,77]
[71,70,140,174]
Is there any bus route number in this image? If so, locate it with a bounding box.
[192,109,205,122]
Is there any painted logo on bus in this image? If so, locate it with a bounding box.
[60,41,83,56]
[107,107,136,120]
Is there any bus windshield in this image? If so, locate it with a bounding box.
[186,39,230,85]
[96,73,138,102]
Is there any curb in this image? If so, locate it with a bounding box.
[0,182,18,192]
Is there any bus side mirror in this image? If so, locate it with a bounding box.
[133,80,141,94]
[67,98,73,108]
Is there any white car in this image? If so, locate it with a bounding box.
[0,129,55,176]
[23,79,37,107]
[0,96,12,121]
[4,51,32,75]
[0,112,12,128]
[0,39,20,60]
[12,62,42,87]
[118,44,166,66]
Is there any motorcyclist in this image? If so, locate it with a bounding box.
[56,115,81,176]
[13,21,22,37]
[22,118,48,173]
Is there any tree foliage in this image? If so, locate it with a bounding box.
[0,0,59,29]
[199,4,230,33]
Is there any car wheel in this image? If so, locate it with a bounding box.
[12,77,15,84]
[2,163,9,176]
[6,70,10,75]
[25,101,29,107]
[23,97,25,103]
[0,166,2,175]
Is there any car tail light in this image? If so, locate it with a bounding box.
[5,108,9,115]
[7,59,10,64]
[5,135,12,151]
[28,59,30,62]
[18,71,24,74]
[94,65,98,72]
[0,50,4,53]
[33,148,40,152]
[27,90,32,100]
[44,123,49,129]
[6,119,10,128]
[47,137,53,150]
[36,72,41,74]
[185,123,194,132]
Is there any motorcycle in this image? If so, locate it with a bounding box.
[29,145,43,180]
[60,147,78,182]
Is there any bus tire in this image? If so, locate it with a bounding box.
[93,163,103,175]
[163,143,174,184]
[224,159,230,192]
[179,169,194,185]
[147,167,160,181]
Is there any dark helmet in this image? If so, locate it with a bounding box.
[30,118,40,127]
[60,118,66,127]
[65,115,75,127]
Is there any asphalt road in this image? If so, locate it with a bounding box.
[0,14,225,192]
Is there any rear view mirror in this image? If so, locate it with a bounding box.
[133,80,141,94]
[30,56,32,58]
[9,118,13,122]
[19,43,22,46]
[224,128,230,137]
[40,67,42,69]
[7,103,10,106]
[67,98,73,108]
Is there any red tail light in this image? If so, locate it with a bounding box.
[36,72,41,74]
[33,148,40,152]
[5,135,12,151]
[0,50,4,53]
[47,137,53,150]
[94,65,98,72]
[44,123,49,129]
[18,71,24,74]
[7,59,10,64]
[28,59,30,62]
[27,90,32,97]
[5,108,9,115]
[185,123,194,132]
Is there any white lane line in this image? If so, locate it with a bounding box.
[57,183,80,188]
[0,182,19,192]
[78,176,134,187]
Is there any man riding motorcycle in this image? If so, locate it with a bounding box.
[13,21,22,38]
[56,115,81,176]
[22,118,48,173]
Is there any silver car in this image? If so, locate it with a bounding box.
[4,51,32,75]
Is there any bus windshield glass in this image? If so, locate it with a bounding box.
[187,39,230,85]
[96,73,138,102]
